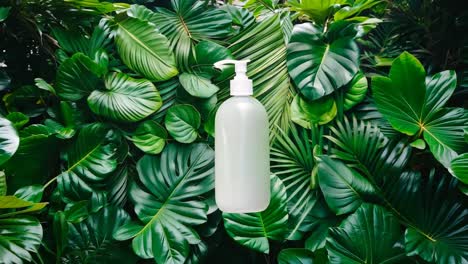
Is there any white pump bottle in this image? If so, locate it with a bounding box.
[213,59,270,213]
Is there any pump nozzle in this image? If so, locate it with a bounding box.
[214,59,253,96]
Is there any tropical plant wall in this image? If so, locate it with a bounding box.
[0,0,467,263]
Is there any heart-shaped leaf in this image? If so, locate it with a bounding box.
[287,22,359,100]
[55,53,101,101]
[165,105,201,143]
[131,120,167,154]
[87,72,162,122]
[223,175,289,253]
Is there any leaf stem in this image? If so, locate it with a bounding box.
[43,176,58,190]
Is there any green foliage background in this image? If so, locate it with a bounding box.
[0,0,467,263]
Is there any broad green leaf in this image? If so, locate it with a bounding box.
[34,78,56,95]
[304,197,340,251]
[117,143,214,264]
[63,206,137,263]
[0,7,10,22]
[271,125,318,240]
[14,185,43,203]
[165,105,201,144]
[0,217,43,263]
[44,119,75,139]
[450,153,468,184]
[327,204,408,263]
[423,70,458,118]
[114,17,178,81]
[288,0,345,24]
[53,18,111,58]
[57,124,119,202]
[179,73,219,98]
[191,41,234,80]
[223,175,289,253]
[88,72,162,122]
[287,23,359,101]
[317,156,375,215]
[334,0,383,21]
[153,0,232,71]
[0,117,19,166]
[422,108,468,167]
[278,248,314,264]
[291,94,337,128]
[372,52,467,168]
[223,14,294,139]
[131,120,167,154]
[343,72,367,111]
[408,139,425,151]
[6,112,29,129]
[55,53,101,101]
[371,52,426,135]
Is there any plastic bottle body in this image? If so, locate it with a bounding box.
[215,96,270,213]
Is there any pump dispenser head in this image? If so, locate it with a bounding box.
[214,59,253,96]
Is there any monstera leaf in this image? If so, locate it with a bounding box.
[0,117,19,166]
[164,105,201,144]
[152,0,232,71]
[55,53,102,101]
[287,22,359,101]
[223,175,288,253]
[115,143,214,264]
[57,123,118,201]
[327,204,408,263]
[372,52,468,168]
[317,156,375,215]
[114,17,178,81]
[271,125,318,240]
[63,206,136,263]
[0,216,43,263]
[87,72,162,122]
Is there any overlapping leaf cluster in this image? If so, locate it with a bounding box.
[0,0,466,264]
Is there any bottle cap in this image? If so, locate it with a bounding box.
[214,59,253,96]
